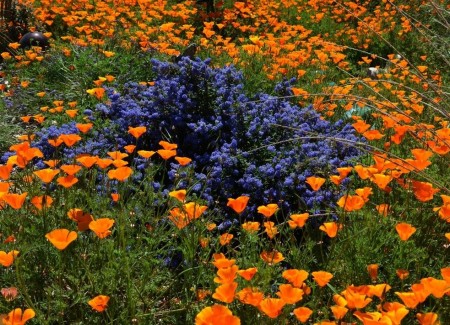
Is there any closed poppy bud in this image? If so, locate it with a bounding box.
[367,264,379,282]
[88,295,110,312]
[396,269,410,280]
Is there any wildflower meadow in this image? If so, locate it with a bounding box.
[0,0,449,323]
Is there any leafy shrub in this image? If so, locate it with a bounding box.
[23,57,364,223]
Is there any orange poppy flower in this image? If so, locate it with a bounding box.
[112,159,128,168]
[111,193,120,202]
[214,265,239,285]
[159,140,178,150]
[43,159,60,168]
[76,123,93,133]
[157,149,177,160]
[219,233,233,246]
[341,288,372,309]
[128,126,147,139]
[312,271,333,287]
[395,223,416,241]
[227,196,250,214]
[48,138,64,147]
[57,175,78,188]
[107,151,128,160]
[260,250,284,265]
[420,277,450,298]
[2,308,35,325]
[257,203,278,218]
[76,156,98,168]
[60,164,82,176]
[65,109,78,118]
[264,221,278,239]
[237,287,264,306]
[212,253,236,269]
[352,120,371,134]
[137,150,156,159]
[89,218,115,239]
[57,134,82,147]
[31,195,53,211]
[242,221,260,233]
[283,269,309,288]
[368,283,391,298]
[3,193,27,210]
[363,129,384,140]
[45,229,77,250]
[124,145,136,153]
[395,291,420,309]
[306,176,326,191]
[169,189,186,202]
[86,87,105,100]
[195,304,240,325]
[396,269,410,280]
[174,156,192,166]
[288,213,309,229]
[330,305,348,320]
[88,295,110,312]
[212,282,238,303]
[183,202,207,220]
[96,158,114,169]
[381,301,409,324]
[372,173,393,190]
[355,187,373,202]
[277,284,304,304]
[237,267,258,281]
[337,194,365,211]
[319,222,339,238]
[33,168,60,183]
[168,208,189,229]
[416,312,439,325]
[67,208,94,231]
[107,167,133,181]
[293,306,313,323]
[376,204,390,216]
[258,298,286,319]
[0,250,19,267]
[0,164,12,180]
[411,180,439,202]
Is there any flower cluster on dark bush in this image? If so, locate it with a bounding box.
[8,57,364,224]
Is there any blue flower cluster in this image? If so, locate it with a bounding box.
[13,57,364,222]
